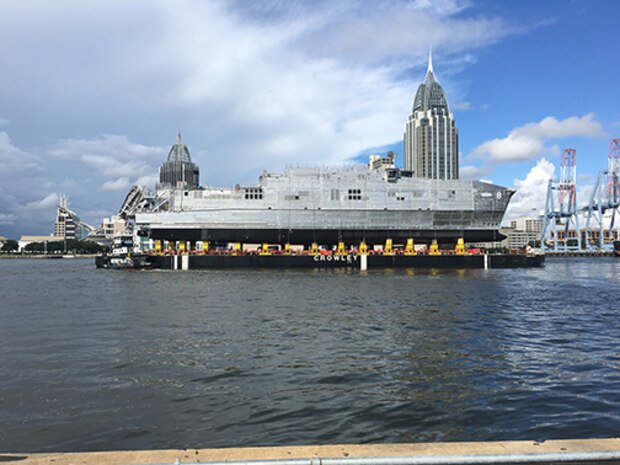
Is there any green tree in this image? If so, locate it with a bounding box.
[47,241,65,254]
[25,242,45,253]
[64,239,108,254]
[1,239,18,252]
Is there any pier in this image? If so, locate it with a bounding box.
[5,439,620,465]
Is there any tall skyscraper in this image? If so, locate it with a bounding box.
[404,51,459,180]
[158,132,200,189]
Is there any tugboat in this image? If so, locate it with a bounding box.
[95,235,153,269]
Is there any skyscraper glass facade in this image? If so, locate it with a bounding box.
[404,55,459,180]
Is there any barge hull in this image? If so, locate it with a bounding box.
[148,254,544,270]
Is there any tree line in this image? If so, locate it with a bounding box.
[1,239,109,254]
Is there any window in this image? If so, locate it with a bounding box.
[244,188,263,200]
[347,188,362,201]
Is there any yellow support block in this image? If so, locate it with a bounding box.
[178,241,186,253]
[310,242,319,255]
[358,241,368,255]
[284,243,291,255]
[455,238,466,255]
[429,239,440,255]
[383,238,395,256]
[232,242,242,255]
[154,240,162,255]
[404,238,416,255]
[259,243,271,255]
[336,241,346,256]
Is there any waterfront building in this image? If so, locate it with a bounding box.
[101,215,128,239]
[54,194,79,240]
[158,133,200,189]
[510,216,543,233]
[404,51,458,180]
[504,228,539,249]
[18,235,64,252]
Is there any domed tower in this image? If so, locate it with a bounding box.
[404,50,459,179]
[158,132,200,189]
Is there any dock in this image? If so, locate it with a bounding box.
[4,439,620,465]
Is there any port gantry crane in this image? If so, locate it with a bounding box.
[542,148,581,252]
[584,138,620,251]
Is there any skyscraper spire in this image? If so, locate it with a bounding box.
[405,46,459,180]
[176,131,182,144]
[428,46,433,75]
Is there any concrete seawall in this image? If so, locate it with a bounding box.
[3,439,620,465]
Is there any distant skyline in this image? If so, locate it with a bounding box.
[1,0,619,239]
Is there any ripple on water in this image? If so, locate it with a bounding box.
[1,258,620,451]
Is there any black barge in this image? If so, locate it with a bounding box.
[100,252,544,270]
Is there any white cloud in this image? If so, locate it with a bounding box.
[460,164,493,180]
[472,113,605,164]
[50,135,165,181]
[24,193,59,210]
[0,131,42,176]
[296,4,512,65]
[135,174,158,189]
[504,158,555,222]
[102,177,132,191]
[0,213,15,225]
[453,101,473,111]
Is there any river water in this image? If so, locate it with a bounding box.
[1,257,619,452]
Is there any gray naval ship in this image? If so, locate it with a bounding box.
[132,151,513,247]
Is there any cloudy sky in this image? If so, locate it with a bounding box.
[1,0,618,239]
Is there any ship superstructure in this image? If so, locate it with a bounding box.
[135,155,513,246]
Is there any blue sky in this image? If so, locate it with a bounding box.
[0,0,619,239]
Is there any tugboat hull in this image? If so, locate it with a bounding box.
[95,254,154,270]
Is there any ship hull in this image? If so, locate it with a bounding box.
[148,227,505,246]
[614,241,620,257]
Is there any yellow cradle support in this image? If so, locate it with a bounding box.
[383,238,395,255]
[404,238,416,255]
